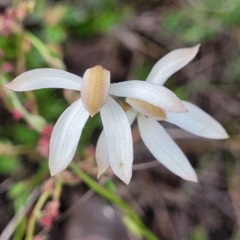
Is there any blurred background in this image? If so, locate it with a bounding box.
[0,0,240,239]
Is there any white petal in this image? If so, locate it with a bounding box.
[146,45,200,85]
[166,101,229,139]
[96,131,109,178]
[126,108,138,125]
[126,98,167,121]
[95,108,137,179]
[4,68,82,91]
[49,98,89,176]
[100,96,133,184]
[110,81,187,112]
[137,114,197,182]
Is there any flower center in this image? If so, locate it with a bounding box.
[126,97,166,120]
[81,65,110,117]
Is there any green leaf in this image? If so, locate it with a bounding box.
[26,48,47,69]
[12,124,39,146]
[8,182,30,210]
[179,26,216,44]
[163,12,186,32]
[35,89,67,122]
[191,226,208,240]
[0,155,20,174]
[43,26,67,44]
[0,36,17,59]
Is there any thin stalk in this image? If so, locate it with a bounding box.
[25,191,50,240]
[70,162,159,240]
[53,177,62,201]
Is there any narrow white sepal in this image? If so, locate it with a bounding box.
[49,98,89,176]
[4,68,82,91]
[100,96,133,184]
[96,130,109,178]
[126,108,138,125]
[137,114,198,182]
[146,44,200,85]
[166,101,229,139]
[109,81,187,112]
[96,108,137,179]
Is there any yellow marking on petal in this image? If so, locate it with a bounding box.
[126,97,167,120]
[81,65,110,116]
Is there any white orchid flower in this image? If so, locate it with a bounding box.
[96,45,229,183]
[4,65,186,184]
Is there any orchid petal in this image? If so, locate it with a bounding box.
[4,68,82,91]
[100,96,133,184]
[126,108,138,125]
[96,108,137,179]
[96,131,109,178]
[110,81,187,112]
[49,98,89,176]
[166,101,229,139]
[137,114,197,182]
[146,45,200,85]
[126,98,167,121]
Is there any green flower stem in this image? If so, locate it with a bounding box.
[16,32,26,75]
[24,31,66,70]
[53,177,62,201]
[70,162,159,240]
[25,191,50,240]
